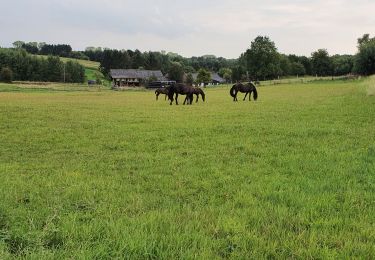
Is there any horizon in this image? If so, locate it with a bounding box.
[1,0,374,59]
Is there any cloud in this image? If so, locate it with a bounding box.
[1,0,374,58]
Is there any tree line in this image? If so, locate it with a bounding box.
[5,34,375,83]
[84,34,375,82]
[0,48,85,83]
[12,41,89,60]
[237,34,375,80]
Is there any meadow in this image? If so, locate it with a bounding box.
[0,79,374,258]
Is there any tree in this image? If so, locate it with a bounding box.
[244,36,281,80]
[353,34,375,75]
[279,54,291,76]
[357,34,371,46]
[332,55,354,76]
[219,67,232,82]
[231,65,246,82]
[46,56,62,82]
[196,68,211,86]
[311,49,333,76]
[94,71,103,84]
[186,73,194,85]
[290,62,306,76]
[22,42,39,54]
[12,41,25,49]
[0,67,13,82]
[167,62,184,82]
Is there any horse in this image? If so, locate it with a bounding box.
[230,82,258,101]
[167,83,194,105]
[183,87,205,104]
[155,87,169,101]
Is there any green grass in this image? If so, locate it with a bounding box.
[0,79,374,258]
[35,55,100,70]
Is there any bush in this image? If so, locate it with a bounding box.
[0,67,13,83]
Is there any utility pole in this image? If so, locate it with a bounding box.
[63,63,66,83]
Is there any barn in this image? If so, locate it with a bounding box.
[110,69,167,87]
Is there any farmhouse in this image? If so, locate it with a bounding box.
[192,72,225,86]
[110,69,167,87]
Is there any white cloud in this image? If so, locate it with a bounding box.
[1,0,374,58]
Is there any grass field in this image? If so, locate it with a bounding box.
[0,79,374,258]
[35,55,100,70]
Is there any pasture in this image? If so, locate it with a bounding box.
[0,79,374,258]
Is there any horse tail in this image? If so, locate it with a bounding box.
[252,85,258,101]
[230,85,236,97]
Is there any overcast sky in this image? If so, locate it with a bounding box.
[1,0,374,58]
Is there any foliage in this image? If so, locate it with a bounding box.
[231,65,246,82]
[167,62,184,82]
[0,67,13,82]
[99,49,131,75]
[12,41,24,49]
[0,48,85,83]
[290,62,306,76]
[185,73,194,85]
[39,44,72,57]
[64,61,85,83]
[196,68,211,85]
[311,49,333,76]
[218,68,232,82]
[94,71,103,84]
[0,80,374,258]
[353,34,375,75]
[331,55,354,76]
[244,36,281,80]
[279,54,291,76]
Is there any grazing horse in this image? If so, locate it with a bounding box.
[184,87,206,104]
[155,87,169,100]
[167,83,194,105]
[230,82,258,101]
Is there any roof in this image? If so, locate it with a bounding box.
[110,69,166,80]
[211,72,225,83]
[192,72,225,83]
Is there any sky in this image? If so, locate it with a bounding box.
[1,0,374,58]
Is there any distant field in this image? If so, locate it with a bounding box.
[0,79,374,258]
[34,55,100,70]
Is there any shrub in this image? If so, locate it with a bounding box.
[0,67,13,83]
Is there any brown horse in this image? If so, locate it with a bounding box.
[185,87,205,103]
[167,83,194,105]
[155,87,169,100]
[230,82,258,101]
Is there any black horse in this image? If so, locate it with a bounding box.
[167,83,194,105]
[230,82,258,101]
[184,87,205,104]
[155,87,169,100]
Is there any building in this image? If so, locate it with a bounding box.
[192,72,225,86]
[110,69,167,87]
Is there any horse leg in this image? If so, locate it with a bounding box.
[183,95,187,105]
[164,94,167,100]
[249,91,251,101]
[175,93,179,105]
[196,94,199,103]
[156,93,159,100]
[243,92,248,101]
